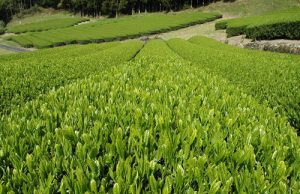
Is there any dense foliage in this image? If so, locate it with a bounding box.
[8,11,221,48]
[167,36,300,130]
[0,41,143,114]
[0,20,4,34]
[0,39,299,193]
[215,8,300,39]
[6,17,89,34]
[0,0,231,22]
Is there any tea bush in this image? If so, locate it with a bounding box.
[0,40,299,193]
[0,41,143,114]
[168,36,300,130]
[216,8,300,39]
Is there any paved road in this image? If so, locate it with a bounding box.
[0,44,29,52]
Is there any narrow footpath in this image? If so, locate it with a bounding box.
[0,44,29,52]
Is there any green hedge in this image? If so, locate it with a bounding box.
[226,24,248,37]
[245,21,300,40]
[215,8,300,39]
[215,20,228,30]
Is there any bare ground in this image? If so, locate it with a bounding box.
[75,19,97,26]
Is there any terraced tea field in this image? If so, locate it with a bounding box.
[0,35,299,193]
[7,11,221,48]
[216,8,300,39]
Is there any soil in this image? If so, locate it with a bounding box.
[75,19,97,26]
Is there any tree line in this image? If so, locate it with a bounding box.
[0,0,234,23]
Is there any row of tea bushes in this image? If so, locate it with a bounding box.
[216,8,300,39]
[0,40,299,193]
[0,41,143,114]
[167,36,300,130]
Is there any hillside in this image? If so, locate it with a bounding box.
[6,8,77,27]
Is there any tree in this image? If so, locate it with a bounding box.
[0,0,235,23]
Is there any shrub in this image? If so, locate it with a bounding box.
[168,36,300,130]
[216,8,300,39]
[215,20,228,30]
[246,21,300,40]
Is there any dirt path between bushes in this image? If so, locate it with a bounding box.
[0,44,30,52]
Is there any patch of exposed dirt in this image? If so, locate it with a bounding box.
[75,19,97,26]
[2,33,17,37]
[147,19,226,40]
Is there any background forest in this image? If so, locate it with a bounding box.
[0,0,234,22]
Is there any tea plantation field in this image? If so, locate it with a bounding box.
[0,41,143,114]
[168,36,300,130]
[0,38,299,193]
[216,8,300,39]
[7,11,221,48]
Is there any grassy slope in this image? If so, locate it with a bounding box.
[6,18,88,34]
[7,8,78,28]
[200,0,300,17]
